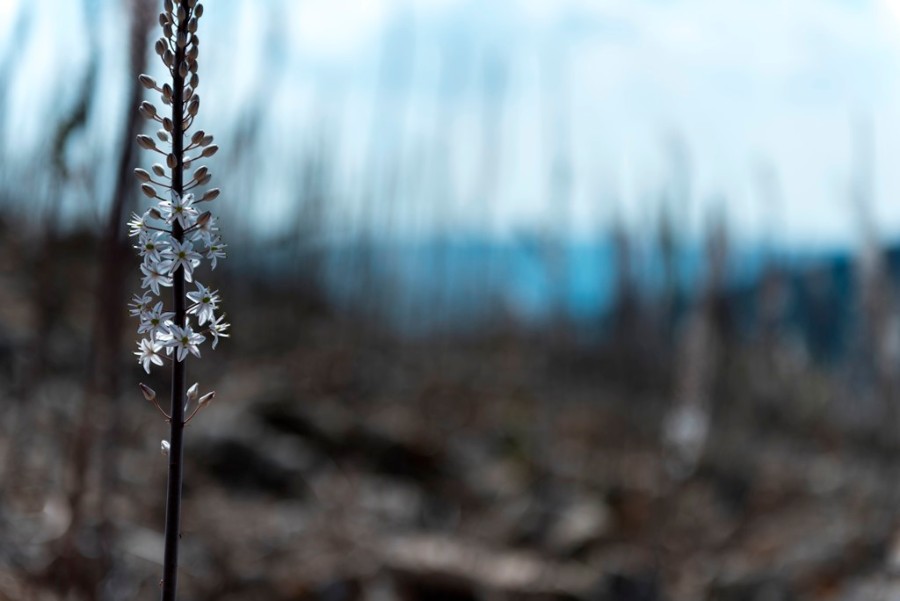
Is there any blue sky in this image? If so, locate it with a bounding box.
[5,0,900,248]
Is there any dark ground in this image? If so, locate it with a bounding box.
[1,223,900,601]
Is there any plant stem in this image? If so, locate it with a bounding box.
[161,3,189,599]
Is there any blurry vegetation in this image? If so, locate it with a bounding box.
[2,1,900,600]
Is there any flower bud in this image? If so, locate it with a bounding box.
[162,118,174,132]
[177,31,188,49]
[166,153,177,169]
[183,157,192,169]
[192,165,208,181]
[134,168,151,183]
[188,96,200,117]
[188,45,199,61]
[163,49,174,68]
[190,73,199,89]
[196,211,212,227]
[161,440,170,456]
[198,391,215,408]
[139,74,157,89]
[184,86,194,102]
[155,39,166,56]
[196,173,211,186]
[189,0,198,9]
[201,144,218,157]
[179,62,188,78]
[188,18,198,33]
[187,382,200,403]
[164,0,173,13]
[177,7,187,22]
[201,135,213,146]
[163,23,173,39]
[141,184,157,198]
[139,383,157,402]
[152,163,166,177]
[149,207,164,220]
[191,34,200,47]
[200,188,220,202]
[191,130,205,145]
[137,135,156,150]
[195,4,204,18]
[139,101,157,119]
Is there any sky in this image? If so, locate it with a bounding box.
[5,0,900,249]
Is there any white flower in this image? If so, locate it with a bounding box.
[127,211,152,237]
[165,321,205,361]
[160,191,199,228]
[189,214,219,245]
[208,313,230,349]
[206,238,227,269]
[136,231,166,264]
[135,337,165,373]
[162,239,202,282]
[138,301,175,338]
[129,292,154,318]
[140,260,174,295]
[186,282,219,325]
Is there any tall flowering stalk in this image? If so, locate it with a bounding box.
[127,1,228,599]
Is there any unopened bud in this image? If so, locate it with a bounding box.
[164,0,173,13]
[139,74,157,89]
[164,23,173,39]
[191,34,199,46]
[201,144,218,158]
[163,49,174,68]
[196,211,212,227]
[188,18,198,33]
[187,382,200,402]
[158,12,168,27]
[184,86,194,101]
[137,135,156,150]
[188,45,199,61]
[196,173,211,186]
[149,207,163,220]
[139,383,157,402]
[162,118,174,132]
[134,168,151,183]
[195,4,204,18]
[166,153,177,169]
[177,7,187,22]
[139,101,157,119]
[189,0,198,9]
[157,130,170,143]
[191,130,205,145]
[152,164,166,177]
[200,135,213,146]
[200,188,220,202]
[161,440,170,456]
[192,165,208,181]
[198,391,215,408]
[141,184,157,198]
[179,62,188,78]
[188,96,200,117]
[155,39,166,56]
[190,73,199,88]
[183,157,192,169]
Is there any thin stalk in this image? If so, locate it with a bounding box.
[161,3,189,599]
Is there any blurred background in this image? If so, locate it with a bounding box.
[5,0,900,599]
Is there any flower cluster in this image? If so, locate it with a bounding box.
[129,195,229,373]
[128,0,228,375]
